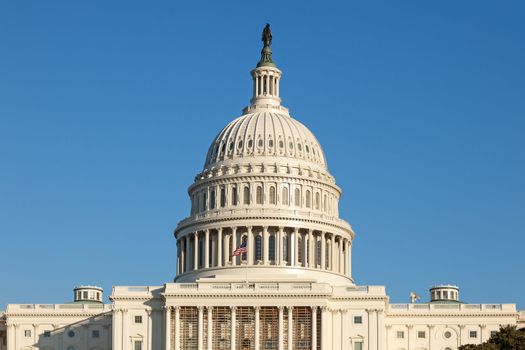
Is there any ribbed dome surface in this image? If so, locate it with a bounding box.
[204,111,327,169]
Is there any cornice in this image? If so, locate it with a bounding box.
[385,312,519,318]
[175,214,353,237]
[189,172,341,195]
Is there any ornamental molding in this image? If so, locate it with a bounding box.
[385,313,518,318]
[190,173,340,195]
[175,216,353,237]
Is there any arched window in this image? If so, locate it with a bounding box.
[220,187,226,207]
[269,234,276,261]
[269,186,276,204]
[255,235,262,261]
[315,192,320,210]
[202,192,207,211]
[256,186,263,204]
[323,194,327,212]
[282,235,288,262]
[294,188,301,206]
[210,189,216,210]
[282,187,289,205]
[305,190,311,208]
[243,186,250,205]
[232,187,238,206]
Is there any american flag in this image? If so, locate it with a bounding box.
[233,242,247,256]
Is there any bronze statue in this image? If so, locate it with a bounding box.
[262,23,272,47]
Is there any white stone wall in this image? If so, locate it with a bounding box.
[4,304,111,350]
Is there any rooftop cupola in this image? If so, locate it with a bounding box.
[73,285,103,303]
[430,284,459,303]
[250,23,282,108]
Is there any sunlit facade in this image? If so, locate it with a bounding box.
[1,30,523,350]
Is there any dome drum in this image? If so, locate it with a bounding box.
[174,224,353,285]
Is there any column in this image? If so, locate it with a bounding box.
[367,309,377,350]
[348,242,352,278]
[480,324,486,343]
[302,232,308,267]
[247,226,253,265]
[278,227,284,265]
[263,226,269,264]
[288,307,293,350]
[184,236,190,273]
[338,237,343,273]
[231,307,237,350]
[321,307,330,350]
[207,307,213,350]
[312,307,317,350]
[194,232,199,270]
[232,227,237,266]
[112,310,122,350]
[33,324,39,349]
[198,307,204,350]
[176,241,180,275]
[458,325,465,347]
[278,307,284,350]
[204,229,210,268]
[406,325,413,350]
[321,232,326,270]
[123,309,129,350]
[427,325,433,350]
[255,307,261,350]
[146,310,152,350]
[290,229,297,266]
[377,310,385,350]
[331,235,336,271]
[218,228,223,267]
[165,307,171,350]
[174,307,181,350]
[308,230,314,268]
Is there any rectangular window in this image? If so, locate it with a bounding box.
[43,331,51,338]
[417,331,426,339]
[354,316,362,324]
[24,330,31,337]
[92,330,100,338]
[470,331,477,338]
[397,331,404,339]
[354,341,363,350]
[135,315,143,324]
[134,340,142,350]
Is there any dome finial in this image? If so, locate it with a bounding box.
[257,23,276,68]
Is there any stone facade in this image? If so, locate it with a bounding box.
[2,30,523,350]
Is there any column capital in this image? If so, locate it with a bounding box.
[479,324,487,329]
[146,309,152,316]
[288,306,294,311]
[406,325,414,329]
[458,324,466,329]
[278,226,285,231]
[427,325,435,329]
[218,227,223,233]
[198,306,204,312]
[230,306,237,311]
[254,306,261,311]
[320,306,329,312]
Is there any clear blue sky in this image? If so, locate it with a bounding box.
[1,1,524,310]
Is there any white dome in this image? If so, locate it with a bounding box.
[204,111,327,170]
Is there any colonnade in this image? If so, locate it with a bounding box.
[176,226,352,277]
[165,305,321,350]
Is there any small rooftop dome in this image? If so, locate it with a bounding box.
[430,284,459,303]
[73,285,103,303]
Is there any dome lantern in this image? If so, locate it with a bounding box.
[250,23,282,108]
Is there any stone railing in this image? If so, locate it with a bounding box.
[6,304,112,312]
[388,303,515,312]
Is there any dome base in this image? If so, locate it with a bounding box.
[174,266,354,286]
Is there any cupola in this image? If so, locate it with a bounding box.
[74,285,103,303]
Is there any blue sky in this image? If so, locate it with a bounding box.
[1,1,524,309]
